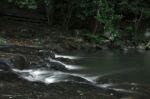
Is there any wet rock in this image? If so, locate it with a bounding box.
[96,77,119,84]
[56,57,75,64]
[137,44,146,51]
[0,61,11,71]
[0,53,29,70]
[96,78,150,99]
[0,45,68,71]
[10,54,29,69]
[145,41,150,50]
[49,62,67,71]
[38,50,55,58]
[122,47,129,53]
[145,28,150,38]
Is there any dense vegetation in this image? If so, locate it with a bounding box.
[0,0,150,48]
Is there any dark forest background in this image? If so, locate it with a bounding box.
[0,0,150,49]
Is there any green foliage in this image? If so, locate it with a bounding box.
[96,0,123,41]
[118,0,150,19]
[84,32,108,44]
[89,0,125,47]
[73,0,97,19]
[1,0,150,47]
[7,0,37,9]
[0,37,7,45]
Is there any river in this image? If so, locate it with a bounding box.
[64,50,150,83]
[0,46,150,99]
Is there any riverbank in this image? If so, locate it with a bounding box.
[0,19,150,53]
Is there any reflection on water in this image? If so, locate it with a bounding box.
[67,50,150,83]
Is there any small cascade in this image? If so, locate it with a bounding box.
[10,54,141,95]
[48,57,83,70]
[1,46,150,99]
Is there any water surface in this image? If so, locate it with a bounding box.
[63,50,150,83]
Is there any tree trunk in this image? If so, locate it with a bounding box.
[47,0,54,26]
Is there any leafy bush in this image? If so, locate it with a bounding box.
[0,37,7,45]
[7,0,37,9]
[1,0,150,46]
[84,32,108,44]
[96,0,123,40]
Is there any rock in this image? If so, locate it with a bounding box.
[49,60,66,71]
[10,54,29,69]
[137,44,146,52]
[122,47,129,53]
[0,61,11,71]
[137,44,145,50]
[38,50,55,58]
[96,76,119,84]
[0,45,68,71]
[146,41,150,50]
[56,57,75,64]
[0,52,29,70]
[145,28,150,38]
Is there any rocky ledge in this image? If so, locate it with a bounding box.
[0,45,68,71]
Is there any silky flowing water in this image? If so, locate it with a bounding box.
[11,50,150,88]
[1,49,150,99]
[68,50,150,83]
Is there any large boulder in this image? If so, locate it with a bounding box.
[0,52,29,70]
[0,45,67,71]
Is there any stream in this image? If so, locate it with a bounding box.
[0,45,150,99]
[65,50,150,83]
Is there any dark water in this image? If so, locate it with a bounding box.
[63,50,150,83]
[1,49,150,99]
[4,49,149,86]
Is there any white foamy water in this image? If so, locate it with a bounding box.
[13,69,62,83]
[97,83,114,88]
[12,68,137,94]
[49,58,83,70]
[71,74,99,83]
[55,54,80,60]
[12,68,99,84]
[10,54,88,84]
